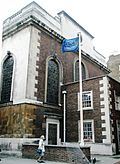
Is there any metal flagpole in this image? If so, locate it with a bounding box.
[78,32,84,146]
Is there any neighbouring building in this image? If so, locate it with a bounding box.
[0,1,120,155]
[107,54,120,82]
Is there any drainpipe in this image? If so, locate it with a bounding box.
[62,90,67,143]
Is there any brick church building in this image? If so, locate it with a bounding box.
[0,1,120,155]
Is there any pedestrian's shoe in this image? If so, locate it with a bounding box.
[38,161,45,163]
[37,159,41,163]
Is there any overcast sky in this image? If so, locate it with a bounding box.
[0,0,120,61]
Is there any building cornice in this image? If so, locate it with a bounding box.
[2,15,63,42]
[3,1,61,40]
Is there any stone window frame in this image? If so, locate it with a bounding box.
[45,55,63,106]
[0,52,15,103]
[82,91,93,110]
[78,119,95,143]
[46,118,60,145]
[78,90,93,111]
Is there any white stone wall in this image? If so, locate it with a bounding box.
[26,26,39,101]
[87,143,115,155]
[0,138,39,151]
[2,27,31,103]
[99,76,111,144]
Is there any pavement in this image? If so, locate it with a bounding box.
[0,155,120,164]
[0,157,68,164]
[90,154,120,164]
[0,152,120,164]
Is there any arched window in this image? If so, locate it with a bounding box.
[74,60,86,81]
[75,60,79,81]
[47,59,59,105]
[1,56,14,103]
[82,63,86,80]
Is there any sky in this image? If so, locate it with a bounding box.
[0,0,120,62]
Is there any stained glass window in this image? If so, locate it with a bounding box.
[47,59,59,105]
[1,56,14,103]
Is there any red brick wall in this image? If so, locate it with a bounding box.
[22,144,91,163]
[63,76,103,143]
[82,57,107,78]
[109,77,120,154]
[34,28,107,102]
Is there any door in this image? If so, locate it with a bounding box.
[48,123,57,145]
[46,118,60,145]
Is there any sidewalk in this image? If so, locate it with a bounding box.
[91,154,120,164]
[0,157,68,164]
[1,153,120,164]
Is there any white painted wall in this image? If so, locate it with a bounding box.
[26,26,40,101]
[87,143,115,155]
[2,27,31,103]
[99,76,111,144]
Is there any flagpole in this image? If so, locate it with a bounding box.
[78,32,84,146]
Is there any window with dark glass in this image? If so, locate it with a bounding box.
[75,60,79,81]
[47,59,59,105]
[75,60,86,81]
[82,63,86,80]
[1,56,14,103]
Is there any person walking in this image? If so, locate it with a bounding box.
[37,135,45,163]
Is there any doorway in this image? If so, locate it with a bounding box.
[46,118,60,145]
